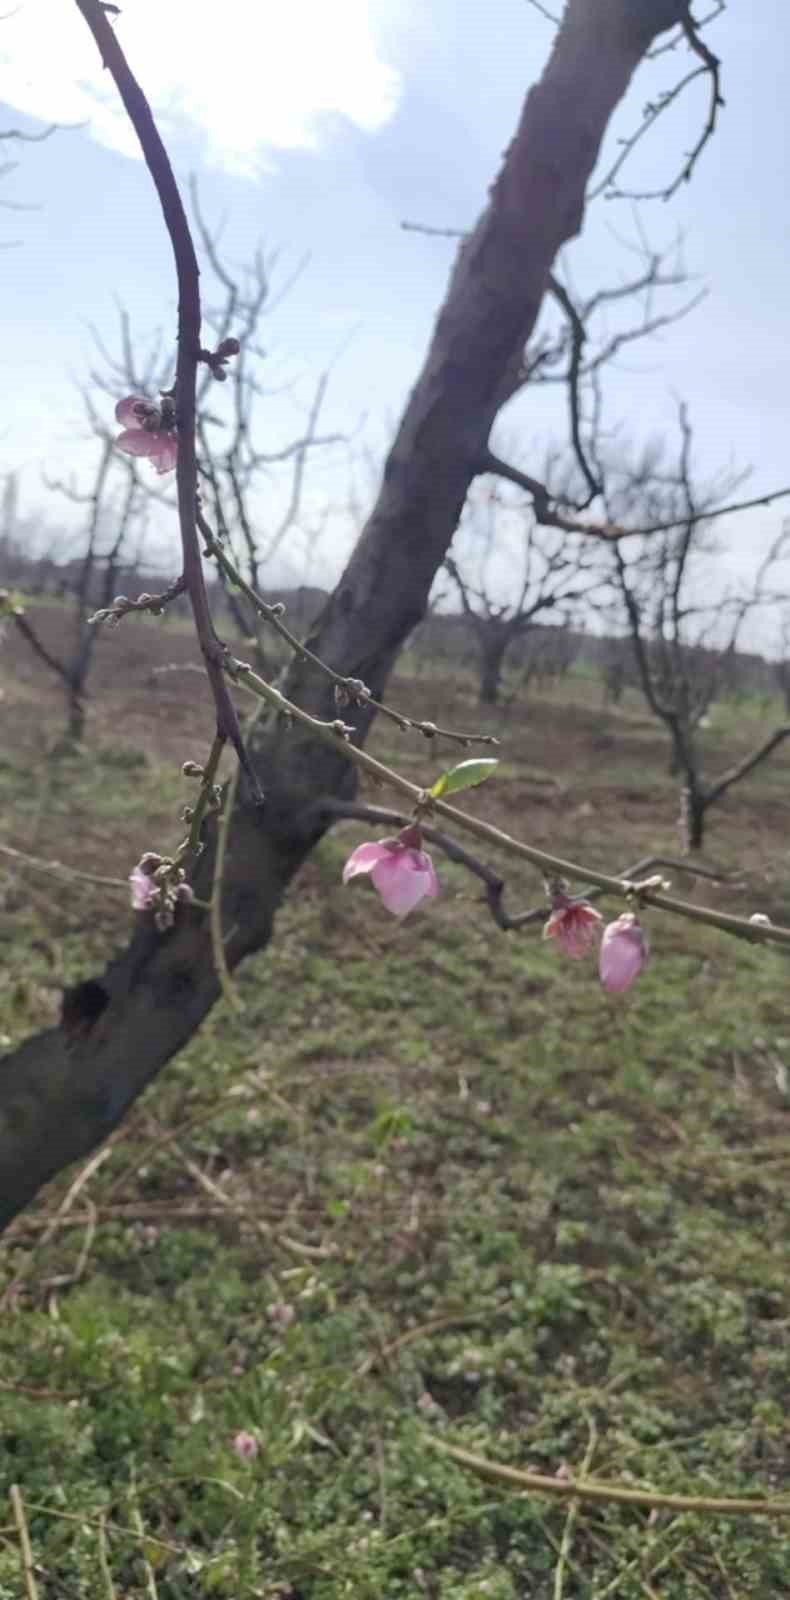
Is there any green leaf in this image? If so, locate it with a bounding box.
[429,758,499,799]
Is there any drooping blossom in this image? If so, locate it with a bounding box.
[129,853,194,920]
[342,824,439,918]
[129,854,161,911]
[543,895,603,959]
[598,912,649,994]
[114,395,178,475]
[233,1431,259,1461]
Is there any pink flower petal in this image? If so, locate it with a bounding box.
[233,1431,259,1461]
[370,848,437,917]
[599,913,648,994]
[115,395,150,427]
[544,899,603,959]
[342,840,394,883]
[149,433,178,474]
[129,864,157,911]
[116,427,157,459]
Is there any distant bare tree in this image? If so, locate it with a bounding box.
[3,447,145,742]
[603,413,790,849]
[444,470,598,705]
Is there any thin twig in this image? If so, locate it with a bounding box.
[199,514,498,748]
[232,658,790,950]
[0,842,127,891]
[10,1487,39,1600]
[482,451,790,542]
[72,0,261,801]
[554,1411,597,1600]
[97,1511,117,1600]
[428,1438,790,1517]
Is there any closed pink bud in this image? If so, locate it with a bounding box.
[599,913,648,994]
[543,896,602,959]
[342,829,439,918]
[233,1430,259,1461]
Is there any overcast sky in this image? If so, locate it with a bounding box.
[1,1,788,614]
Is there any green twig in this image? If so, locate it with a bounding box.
[231,658,790,951]
[426,1437,790,1517]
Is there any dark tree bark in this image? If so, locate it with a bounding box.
[477,625,512,706]
[0,0,689,1233]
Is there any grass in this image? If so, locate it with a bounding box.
[2,619,790,1596]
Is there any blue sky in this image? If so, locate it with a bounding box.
[0,0,788,614]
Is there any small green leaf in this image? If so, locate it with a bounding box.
[429,758,499,799]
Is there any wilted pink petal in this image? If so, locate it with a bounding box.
[544,897,603,959]
[233,1430,259,1461]
[342,834,438,918]
[148,432,178,474]
[115,395,152,427]
[599,912,648,994]
[129,863,157,911]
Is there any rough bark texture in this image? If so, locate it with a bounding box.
[0,0,686,1233]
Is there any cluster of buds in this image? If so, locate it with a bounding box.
[198,335,241,382]
[342,832,648,995]
[544,893,648,994]
[129,852,194,931]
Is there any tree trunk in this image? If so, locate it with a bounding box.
[0,0,689,1234]
[478,629,510,705]
[679,784,706,852]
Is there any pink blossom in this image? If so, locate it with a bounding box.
[599,912,649,994]
[267,1300,295,1331]
[233,1431,259,1461]
[129,861,158,911]
[342,827,439,918]
[114,395,177,475]
[543,896,603,959]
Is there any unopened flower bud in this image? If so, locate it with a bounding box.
[599,913,649,994]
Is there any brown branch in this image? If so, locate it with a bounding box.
[591,3,724,201]
[704,726,790,812]
[72,0,262,802]
[546,275,600,501]
[200,515,499,747]
[481,452,790,541]
[90,573,186,625]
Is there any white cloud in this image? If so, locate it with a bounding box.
[0,0,401,172]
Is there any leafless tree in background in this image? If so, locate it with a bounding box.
[3,447,145,743]
[88,198,345,671]
[602,412,790,849]
[444,469,599,705]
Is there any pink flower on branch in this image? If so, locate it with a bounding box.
[114,394,178,475]
[599,913,649,994]
[342,825,439,918]
[543,896,603,959]
[232,1431,259,1461]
